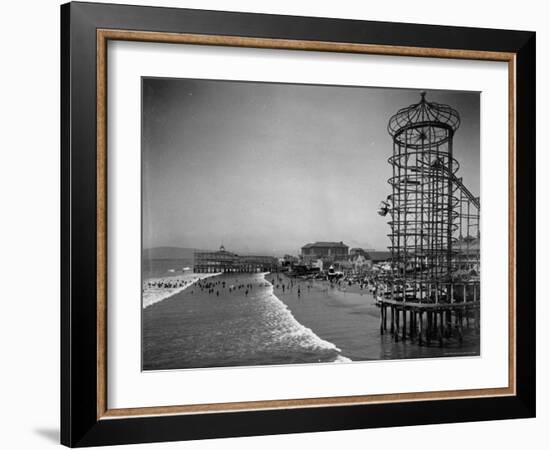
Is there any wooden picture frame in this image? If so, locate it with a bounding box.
[61,1,535,447]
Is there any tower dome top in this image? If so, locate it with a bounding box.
[388,92,461,145]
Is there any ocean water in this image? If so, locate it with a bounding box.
[142,272,346,370]
[142,258,194,280]
[272,276,480,362]
[141,259,221,308]
[142,263,479,370]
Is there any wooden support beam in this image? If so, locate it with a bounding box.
[418,311,423,345]
[402,308,407,340]
[395,308,400,341]
[426,311,432,345]
[458,310,464,344]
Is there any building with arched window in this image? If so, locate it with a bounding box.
[194,246,279,273]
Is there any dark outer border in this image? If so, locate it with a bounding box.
[61,2,535,447]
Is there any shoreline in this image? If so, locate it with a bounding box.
[264,272,379,361]
[266,272,480,361]
[261,273,352,363]
[143,272,345,370]
[142,272,221,309]
[142,270,480,370]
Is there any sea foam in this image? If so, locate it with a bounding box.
[261,273,352,363]
[142,272,221,309]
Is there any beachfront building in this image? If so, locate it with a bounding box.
[301,241,349,261]
[281,254,299,267]
[349,248,375,257]
[240,255,280,270]
[366,251,392,263]
[194,246,279,273]
[194,246,238,273]
[310,258,324,271]
[351,253,372,272]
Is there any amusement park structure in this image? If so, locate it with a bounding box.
[377,93,480,346]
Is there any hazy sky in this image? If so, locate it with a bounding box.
[142,78,479,256]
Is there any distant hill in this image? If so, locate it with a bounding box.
[143,247,208,260]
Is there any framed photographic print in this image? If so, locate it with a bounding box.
[61,1,536,447]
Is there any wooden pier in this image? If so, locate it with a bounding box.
[194,246,279,274]
[378,298,479,345]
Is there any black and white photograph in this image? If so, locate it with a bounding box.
[141,78,481,371]
[0,0,542,447]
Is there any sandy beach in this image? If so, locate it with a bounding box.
[267,273,380,361]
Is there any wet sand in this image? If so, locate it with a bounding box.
[267,273,380,361]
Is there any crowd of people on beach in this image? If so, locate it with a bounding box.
[143,270,390,306]
[271,272,390,301]
[270,275,314,298]
[142,273,222,308]
[145,277,197,290]
[194,277,272,298]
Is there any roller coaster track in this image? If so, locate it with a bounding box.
[431,158,480,210]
